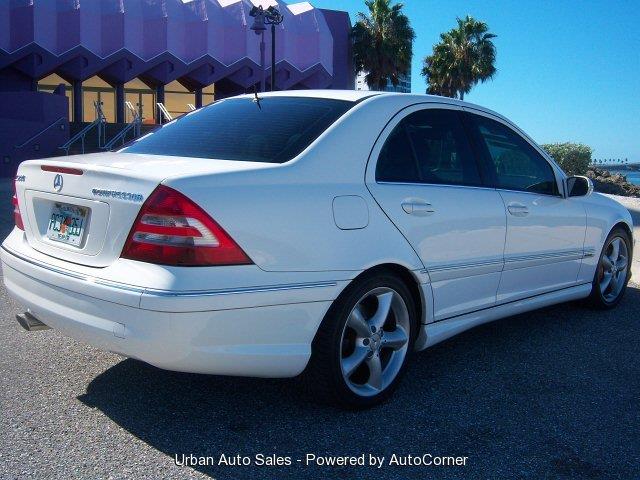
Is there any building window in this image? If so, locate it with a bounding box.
[83,76,115,123]
[124,79,156,124]
[164,80,193,119]
[37,74,73,121]
[38,74,216,124]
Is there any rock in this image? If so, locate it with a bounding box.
[611,174,625,182]
[586,167,640,198]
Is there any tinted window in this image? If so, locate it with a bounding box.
[122,97,354,163]
[376,109,482,186]
[375,120,420,183]
[469,115,559,195]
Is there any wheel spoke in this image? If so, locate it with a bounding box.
[366,354,382,390]
[382,326,408,350]
[610,238,620,262]
[609,273,619,295]
[616,256,628,270]
[369,292,393,330]
[601,255,613,271]
[600,271,612,292]
[342,346,368,378]
[347,306,370,338]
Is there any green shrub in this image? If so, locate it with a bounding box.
[541,142,592,175]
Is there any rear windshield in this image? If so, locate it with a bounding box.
[121,96,354,163]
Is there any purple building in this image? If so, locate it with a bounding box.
[0,0,353,176]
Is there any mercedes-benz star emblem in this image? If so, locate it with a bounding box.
[53,174,63,192]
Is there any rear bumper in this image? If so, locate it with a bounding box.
[1,244,337,377]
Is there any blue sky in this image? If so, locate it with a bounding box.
[316,0,640,161]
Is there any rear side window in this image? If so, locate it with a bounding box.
[376,109,482,186]
[122,97,354,163]
[467,114,559,196]
[375,121,420,182]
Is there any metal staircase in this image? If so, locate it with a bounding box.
[59,101,106,155]
[14,116,67,151]
[101,102,143,151]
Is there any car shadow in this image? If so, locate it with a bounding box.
[78,286,640,480]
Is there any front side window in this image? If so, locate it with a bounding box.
[468,114,559,195]
[121,97,354,163]
[376,109,482,187]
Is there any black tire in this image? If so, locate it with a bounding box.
[303,271,417,409]
[587,227,632,309]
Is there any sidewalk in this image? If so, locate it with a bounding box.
[605,194,640,285]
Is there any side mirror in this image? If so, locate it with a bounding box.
[566,175,593,197]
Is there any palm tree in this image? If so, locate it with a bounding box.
[421,16,497,100]
[352,0,415,90]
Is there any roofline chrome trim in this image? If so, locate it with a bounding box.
[1,246,337,297]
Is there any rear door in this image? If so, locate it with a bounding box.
[462,111,587,303]
[366,104,506,321]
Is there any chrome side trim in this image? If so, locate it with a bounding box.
[423,249,592,281]
[505,249,585,263]
[142,282,338,298]
[503,249,584,271]
[1,246,337,297]
[427,259,503,282]
[429,259,504,272]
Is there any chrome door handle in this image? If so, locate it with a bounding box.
[507,202,529,216]
[401,200,435,216]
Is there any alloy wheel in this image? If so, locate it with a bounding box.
[598,236,629,303]
[339,287,410,397]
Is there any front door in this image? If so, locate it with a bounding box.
[463,111,587,303]
[367,105,506,321]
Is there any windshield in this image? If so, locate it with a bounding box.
[121,96,354,163]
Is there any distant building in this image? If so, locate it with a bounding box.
[355,71,411,93]
[0,0,354,176]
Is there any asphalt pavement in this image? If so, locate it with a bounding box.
[1,179,639,479]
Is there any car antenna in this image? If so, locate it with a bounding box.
[252,86,262,109]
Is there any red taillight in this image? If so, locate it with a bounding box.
[121,185,252,266]
[12,181,24,231]
[40,165,84,175]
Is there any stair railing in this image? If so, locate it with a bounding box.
[59,101,106,155]
[156,102,173,124]
[125,101,142,138]
[102,103,143,151]
[14,116,67,150]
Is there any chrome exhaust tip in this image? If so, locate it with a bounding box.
[16,312,51,332]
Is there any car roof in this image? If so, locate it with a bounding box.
[235,89,381,102]
[233,89,500,117]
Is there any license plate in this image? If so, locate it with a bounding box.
[46,203,88,247]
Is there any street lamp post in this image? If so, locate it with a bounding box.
[250,5,284,92]
[259,32,266,93]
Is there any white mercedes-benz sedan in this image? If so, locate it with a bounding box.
[2,91,633,408]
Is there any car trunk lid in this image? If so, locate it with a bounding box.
[15,152,267,267]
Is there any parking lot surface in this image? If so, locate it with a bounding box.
[1,180,639,479]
